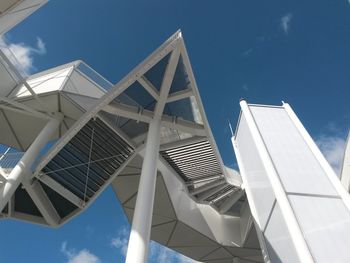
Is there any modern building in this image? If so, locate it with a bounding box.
[1,1,350,263]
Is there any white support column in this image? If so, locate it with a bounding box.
[239,100,314,263]
[0,117,61,212]
[125,119,161,263]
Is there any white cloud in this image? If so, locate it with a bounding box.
[61,241,101,263]
[316,134,347,176]
[0,36,46,76]
[242,48,252,57]
[280,13,293,34]
[110,226,129,256]
[149,241,198,263]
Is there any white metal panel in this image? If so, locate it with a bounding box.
[19,93,59,113]
[0,0,47,35]
[236,102,350,263]
[264,203,299,263]
[0,110,20,148]
[63,71,105,98]
[158,156,243,247]
[289,195,350,263]
[0,0,21,14]
[235,114,275,230]
[0,57,18,97]
[250,106,337,196]
[4,109,51,149]
[10,67,72,98]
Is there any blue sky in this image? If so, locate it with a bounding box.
[1,0,350,262]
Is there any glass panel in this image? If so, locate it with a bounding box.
[169,56,190,94]
[144,52,171,91]
[76,62,113,91]
[123,81,156,110]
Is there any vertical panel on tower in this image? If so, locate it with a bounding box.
[233,103,350,263]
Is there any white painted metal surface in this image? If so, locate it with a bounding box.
[341,132,350,191]
[0,3,260,262]
[125,120,161,263]
[234,101,350,263]
[0,0,48,35]
[0,116,61,212]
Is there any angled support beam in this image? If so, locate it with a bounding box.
[161,115,206,136]
[38,174,84,209]
[0,49,53,116]
[219,189,245,214]
[138,76,160,101]
[0,116,62,212]
[154,47,181,119]
[23,179,60,227]
[8,194,15,217]
[166,88,193,103]
[103,103,152,123]
[11,211,47,225]
[0,96,50,120]
[103,103,206,136]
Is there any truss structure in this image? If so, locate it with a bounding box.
[1,1,350,263]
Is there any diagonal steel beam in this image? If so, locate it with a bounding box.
[138,76,160,101]
[154,46,181,120]
[23,179,60,227]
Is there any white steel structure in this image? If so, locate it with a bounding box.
[1,2,350,263]
[341,133,350,192]
[233,101,350,263]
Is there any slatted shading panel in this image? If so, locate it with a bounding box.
[41,118,134,202]
[160,140,222,183]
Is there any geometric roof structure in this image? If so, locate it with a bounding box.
[0,60,105,150]
[0,24,262,262]
[0,0,47,35]
[3,2,350,263]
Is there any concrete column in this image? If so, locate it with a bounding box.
[125,119,161,263]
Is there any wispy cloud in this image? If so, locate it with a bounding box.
[0,36,46,76]
[280,13,293,35]
[315,122,347,176]
[110,226,129,256]
[61,241,101,263]
[242,48,253,57]
[149,241,198,263]
[316,134,346,176]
